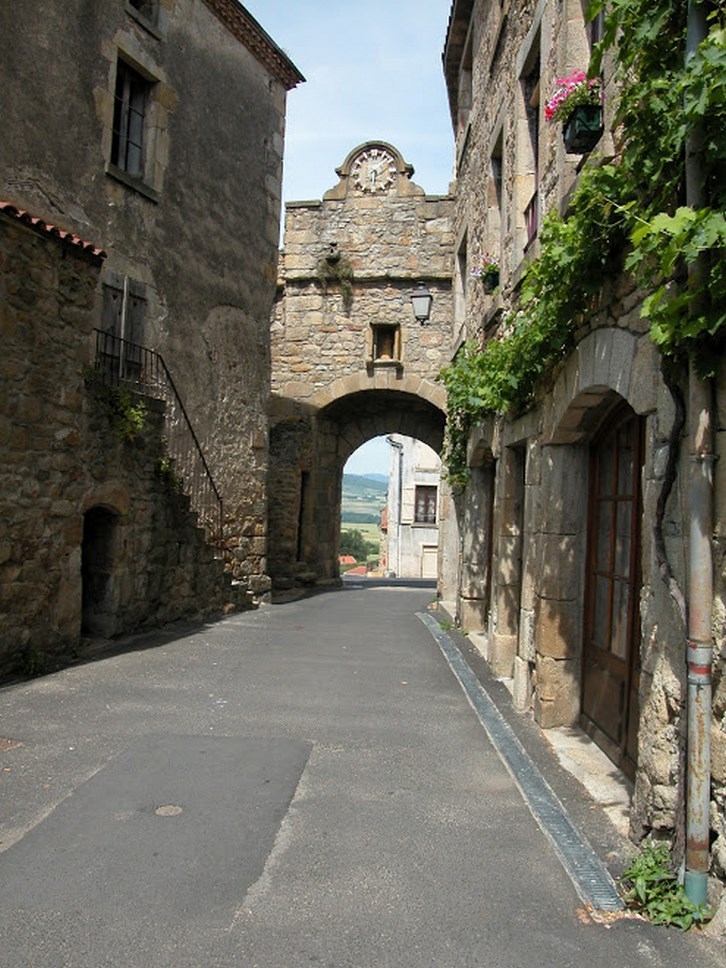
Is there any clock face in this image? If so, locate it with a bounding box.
[351,148,397,194]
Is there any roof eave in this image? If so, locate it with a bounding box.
[202,0,305,91]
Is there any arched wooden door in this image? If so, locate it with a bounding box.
[581,405,644,778]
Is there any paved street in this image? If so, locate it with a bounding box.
[0,585,722,967]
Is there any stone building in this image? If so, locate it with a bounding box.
[269,142,454,588]
[440,0,725,907]
[0,1,302,672]
[385,435,441,579]
[1,203,236,671]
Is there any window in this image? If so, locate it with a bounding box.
[112,61,150,178]
[487,130,504,275]
[585,5,604,49]
[369,322,401,367]
[106,52,168,200]
[373,325,398,361]
[522,55,541,247]
[128,0,157,23]
[454,232,468,332]
[457,32,473,138]
[491,134,503,213]
[515,23,542,256]
[100,273,146,382]
[414,485,438,524]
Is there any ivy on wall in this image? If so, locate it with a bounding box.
[315,247,355,313]
[439,1,725,485]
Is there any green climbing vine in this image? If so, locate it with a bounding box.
[439,0,725,485]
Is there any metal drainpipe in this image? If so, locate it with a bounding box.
[387,437,404,578]
[684,0,714,908]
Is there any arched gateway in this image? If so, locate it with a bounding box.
[269,143,454,588]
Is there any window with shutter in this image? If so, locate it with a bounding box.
[100,273,146,383]
[414,485,437,524]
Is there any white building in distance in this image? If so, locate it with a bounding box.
[384,436,441,579]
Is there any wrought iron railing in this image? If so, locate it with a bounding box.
[93,329,224,549]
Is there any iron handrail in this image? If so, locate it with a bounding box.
[92,329,224,548]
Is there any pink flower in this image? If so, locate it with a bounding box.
[545,70,602,123]
[470,252,499,278]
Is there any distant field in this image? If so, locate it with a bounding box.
[341,521,381,542]
[341,473,387,525]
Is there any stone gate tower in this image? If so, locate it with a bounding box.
[269,142,454,588]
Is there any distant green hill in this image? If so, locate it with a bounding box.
[342,474,388,524]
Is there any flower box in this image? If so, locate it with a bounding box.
[562,104,603,153]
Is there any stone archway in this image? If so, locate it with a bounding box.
[268,387,445,588]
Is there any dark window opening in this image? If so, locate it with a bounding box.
[296,471,309,561]
[458,32,473,138]
[491,133,503,212]
[374,326,397,361]
[100,274,146,382]
[128,0,157,25]
[455,232,468,328]
[586,8,604,49]
[522,51,541,246]
[371,324,400,364]
[112,61,149,177]
[415,485,438,524]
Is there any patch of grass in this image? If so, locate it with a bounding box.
[341,521,381,542]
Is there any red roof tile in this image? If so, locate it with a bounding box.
[0,201,107,261]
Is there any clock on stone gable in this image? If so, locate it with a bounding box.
[350,146,397,194]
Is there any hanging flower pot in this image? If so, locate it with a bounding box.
[562,103,604,153]
[545,70,603,153]
[471,254,500,294]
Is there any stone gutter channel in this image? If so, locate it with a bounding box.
[418,610,628,913]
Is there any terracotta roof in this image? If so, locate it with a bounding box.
[201,0,304,91]
[0,201,106,261]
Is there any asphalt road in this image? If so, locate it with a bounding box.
[0,585,722,967]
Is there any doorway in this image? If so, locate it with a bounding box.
[581,405,643,778]
[81,506,118,637]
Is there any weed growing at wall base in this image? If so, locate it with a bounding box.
[621,841,712,930]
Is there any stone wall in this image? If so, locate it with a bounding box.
[0,210,235,678]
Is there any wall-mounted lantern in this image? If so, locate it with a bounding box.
[410,282,433,325]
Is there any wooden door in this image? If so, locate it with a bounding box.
[581,406,643,778]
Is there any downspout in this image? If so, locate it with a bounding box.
[684,0,714,908]
[388,437,404,578]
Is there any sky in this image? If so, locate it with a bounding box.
[344,435,393,476]
[243,1,455,477]
[243,0,455,206]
